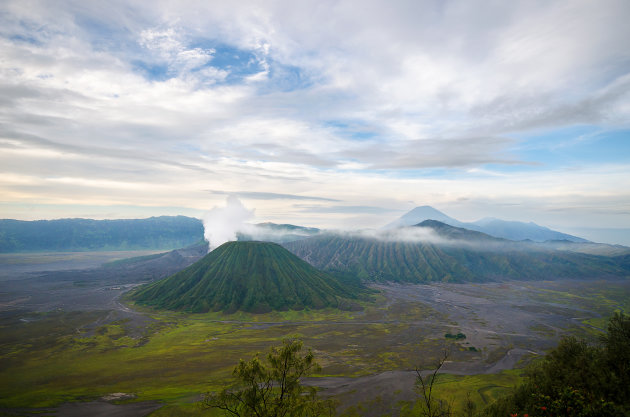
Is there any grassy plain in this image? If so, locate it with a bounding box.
[0,297,445,410]
[395,370,523,417]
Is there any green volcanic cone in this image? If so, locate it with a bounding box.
[131,241,357,313]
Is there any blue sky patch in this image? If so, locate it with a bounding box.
[510,126,630,167]
[204,44,260,75]
[8,33,41,45]
[132,60,171,82]
[325,120,379,141]
[265,62,312,92]
[188,42,267,85]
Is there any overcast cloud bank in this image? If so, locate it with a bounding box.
[0,0,629,243]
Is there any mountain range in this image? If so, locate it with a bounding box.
[0,218,321,252]
[384,206,588,243]
[46,207,627,314]
[0,216,205,252]
[0,206,600,253]
[286,220,630,283]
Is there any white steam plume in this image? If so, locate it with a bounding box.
[202,196,254,251]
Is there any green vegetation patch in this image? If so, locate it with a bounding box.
[0,288,449,411]
[433,370,522,410]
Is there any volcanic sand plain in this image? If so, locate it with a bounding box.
[1,251,629,417]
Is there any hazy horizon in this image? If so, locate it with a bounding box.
[3,198,629,247]
[1,1,629,244]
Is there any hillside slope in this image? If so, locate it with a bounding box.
[468,217,588,243]
[286,221,628,283]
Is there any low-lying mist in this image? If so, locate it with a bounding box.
[328,227,450,245]
[202,197,528,252]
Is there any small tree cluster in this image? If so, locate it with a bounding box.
[202,339,336,417]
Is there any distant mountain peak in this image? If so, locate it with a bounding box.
[384,206,463,229]
[402,206,451,218]
[383,207,588,243]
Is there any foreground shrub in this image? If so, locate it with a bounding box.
[483,312,630,417]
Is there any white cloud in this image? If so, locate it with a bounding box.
[139,26,220,77]
[0,0,628,238]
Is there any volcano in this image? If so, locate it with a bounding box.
[131,241,358,313]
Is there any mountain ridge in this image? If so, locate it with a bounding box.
[286,220,629,283]
[0,216,205,253]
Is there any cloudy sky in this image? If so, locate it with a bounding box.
[1,0,629,243]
